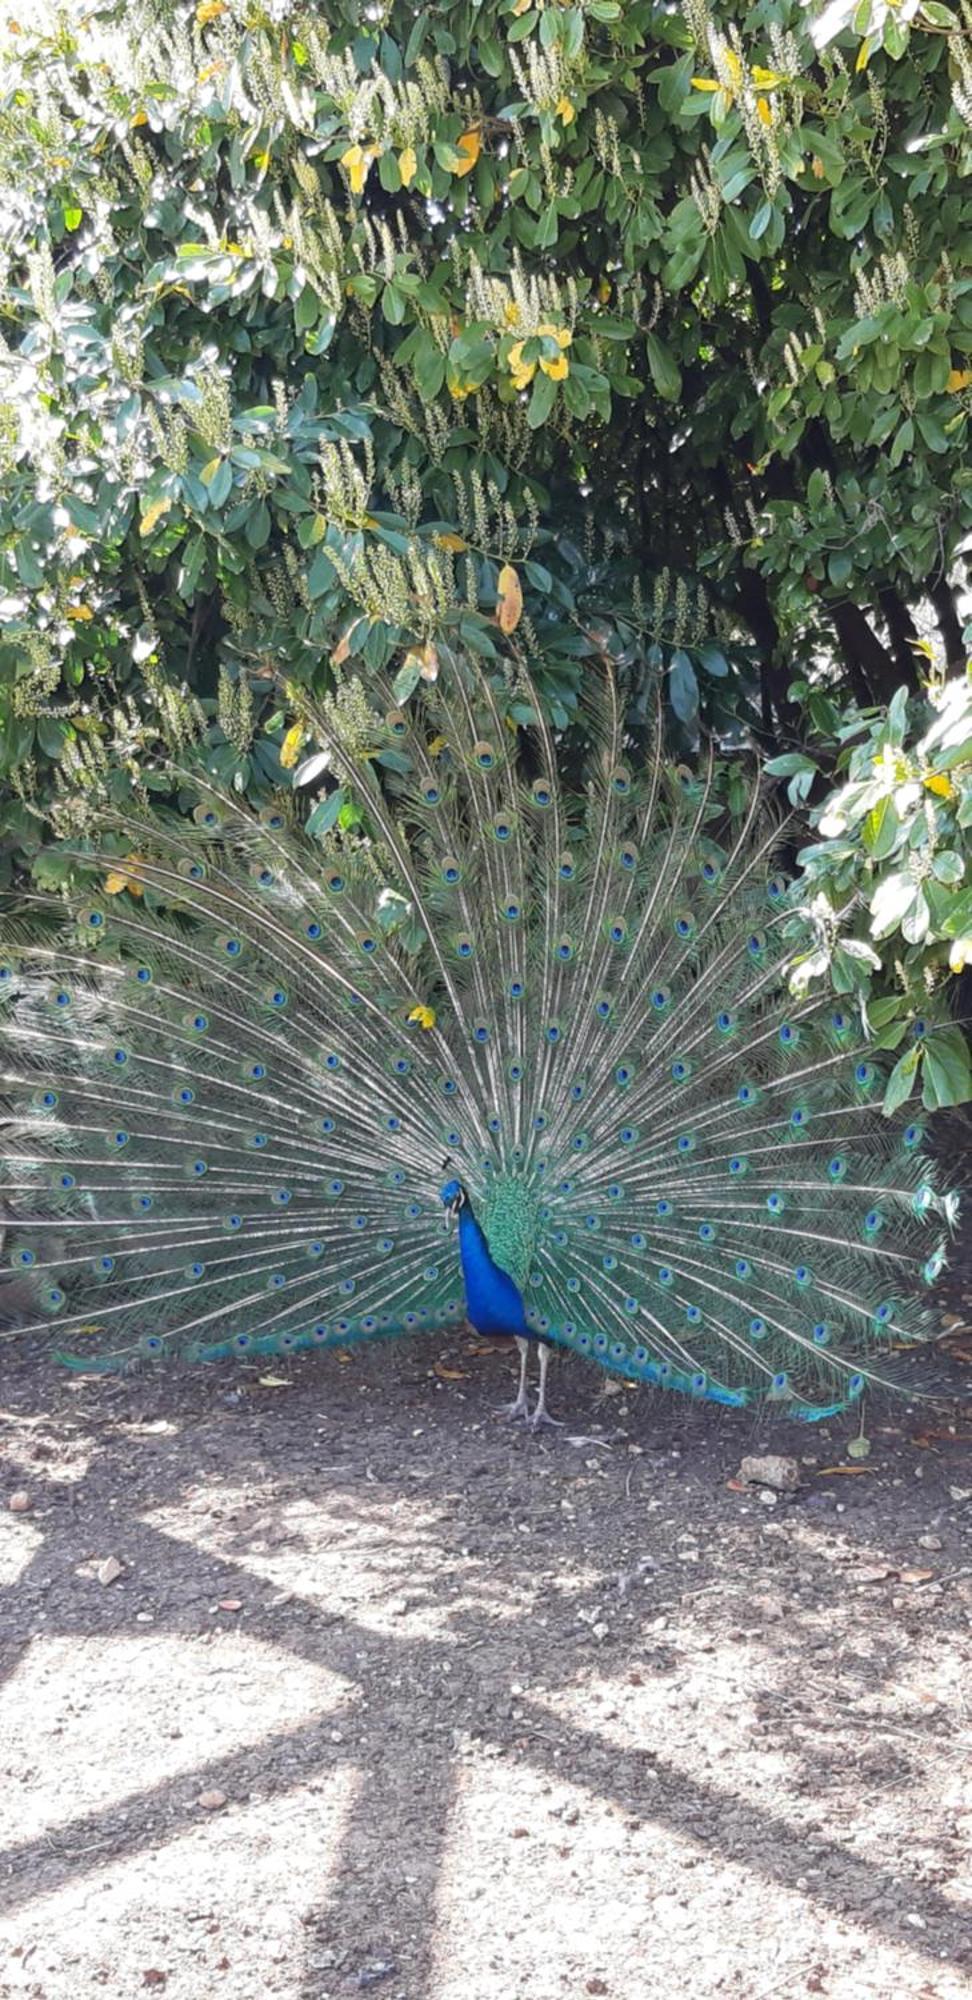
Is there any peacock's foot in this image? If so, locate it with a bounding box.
[528,1405,564,1432]
[495,1396,530,1422]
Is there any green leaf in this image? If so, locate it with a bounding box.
[749,201,773,242]
[245,500,271,550]
[862,796,899,861]
[527,371,558,429]
[668,649,698,723]
[921,1026,972,1109]
[305,789,345,838]
[869,872,917,938]
[645,332,682,403]
[882,1045,920,1117]
[392,658,422,704]
[307,547,336,597]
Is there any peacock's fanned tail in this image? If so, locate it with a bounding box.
[0,662,956,1414]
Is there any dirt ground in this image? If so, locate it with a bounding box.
[1,1290,971,2000]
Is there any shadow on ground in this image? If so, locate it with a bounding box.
[1,1310,970,2000]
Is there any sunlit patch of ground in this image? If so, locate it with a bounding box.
[1,1337,969,1999]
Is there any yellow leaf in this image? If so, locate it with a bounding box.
[433,532,468,552]
[331,629,352,668]
[855,38,870,70]
[258,1374,291,1388]
[751,66,784,87]
[724,48,743,88]
[598,278,611,303]
[195,0,225,21]
[418,642,439,681]
[496,563,523,636]
[140,496,173,538]
[924,772,955,799]
[408,1004,437,1031]
[453,129,481,177]
[811,155,826,179]
[512,0,532,12]
[540,351,569,380]
[691,77,721,91]
[555,95,575,125]
[130,109,148,128]
[279,722,305,770]
[507,338,535,391]
[399,144,417,187]
[947,368,972,392]
[756,95,773,126]
[949,937,970,974]
[427,735,448,758]
[66,605,94,621]
[104,856,146,898]
[341,144,371,196]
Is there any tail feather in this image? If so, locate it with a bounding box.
[0,662,959,1404]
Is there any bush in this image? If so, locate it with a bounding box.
[771,665,972,1111]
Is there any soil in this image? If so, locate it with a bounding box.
[1,1276,971,2000]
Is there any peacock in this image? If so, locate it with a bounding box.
[0,659,957,1428]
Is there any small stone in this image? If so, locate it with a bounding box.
[586,1981,609,1996]
[8,1490,31,1514]
[739,1454,800,1492]
[918,1534,942,1552]
[97,1556,124,1586]
[759,1489,778,1508]
[197,1790,227,1811]
[142,1974,167,1989]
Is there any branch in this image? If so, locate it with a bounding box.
[929,577,965,667]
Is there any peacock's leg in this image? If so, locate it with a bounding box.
[496,1335,531,1420]
[529,1341,563,1431]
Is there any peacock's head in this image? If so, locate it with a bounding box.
[440,1176,466,1231]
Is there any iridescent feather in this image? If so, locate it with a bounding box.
[0,662,957,1415]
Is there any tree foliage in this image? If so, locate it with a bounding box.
[0,0,969,1088]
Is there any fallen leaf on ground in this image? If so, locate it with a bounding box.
[434,1363,469,1380]
[258,1374,291,1389]
[817,1465,874,1477]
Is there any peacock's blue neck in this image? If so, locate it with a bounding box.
[457,1201,531,1340]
